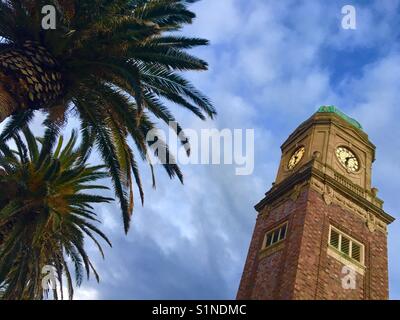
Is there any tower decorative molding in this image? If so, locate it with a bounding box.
[323,185,334,205]
[367,213,376,233]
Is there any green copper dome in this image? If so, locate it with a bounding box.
[317,105,363,130]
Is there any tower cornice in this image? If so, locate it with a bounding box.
[255,159,395,226]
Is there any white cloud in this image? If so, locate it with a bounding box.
[74,287,100,300]
[185,0,242,44]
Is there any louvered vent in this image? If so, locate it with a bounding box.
[330,229,340,249]
[352,242,361,262]
[341,236,350,255]
[329,226,364,265]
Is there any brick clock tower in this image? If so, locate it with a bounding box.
[237,106,395,300]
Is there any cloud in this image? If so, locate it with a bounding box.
[185,0,242,44]
[74,287,101,300]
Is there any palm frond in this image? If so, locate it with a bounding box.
[0,0,215,234]
[0,129,113,300]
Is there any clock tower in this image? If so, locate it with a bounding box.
[237,106,395,300]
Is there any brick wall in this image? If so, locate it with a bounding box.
[237,188,309,299]
[236,186,389,300]
[305,189,388,299]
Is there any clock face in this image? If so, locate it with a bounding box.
[288,146,305,170]
[336,147,359,172]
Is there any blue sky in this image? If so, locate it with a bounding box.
[2,0,400,299]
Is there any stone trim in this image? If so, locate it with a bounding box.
[259,242,285,260]
[310,178,387,234]
[327,247,366,276]
[255,159,394,228]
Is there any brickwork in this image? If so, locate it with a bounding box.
[237,188,308,299]
[237,187,389,300]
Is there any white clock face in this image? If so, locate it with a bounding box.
[288,146,305,170]
[336,147,359,172]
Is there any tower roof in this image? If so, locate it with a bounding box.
[317,105,363,130]
[282,105,372,153]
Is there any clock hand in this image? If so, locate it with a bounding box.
[345,156,356,165]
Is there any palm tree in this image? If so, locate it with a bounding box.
[0,128,112,299]
[0,0,215,232]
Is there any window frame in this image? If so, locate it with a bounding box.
[262,221,289,250]
[328,225,365,265]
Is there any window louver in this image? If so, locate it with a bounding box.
[329,226,364,265]
[341,236,350,255]
[352,242,361,262]
[330,229,340,249]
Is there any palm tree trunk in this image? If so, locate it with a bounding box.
[0,169,10,246]
[0,80,17,123]
[0,169,4,246]
[0,41,64,124]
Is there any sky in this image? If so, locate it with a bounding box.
[2,0,400,299]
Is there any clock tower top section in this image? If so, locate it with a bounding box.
[275,106,375,193]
